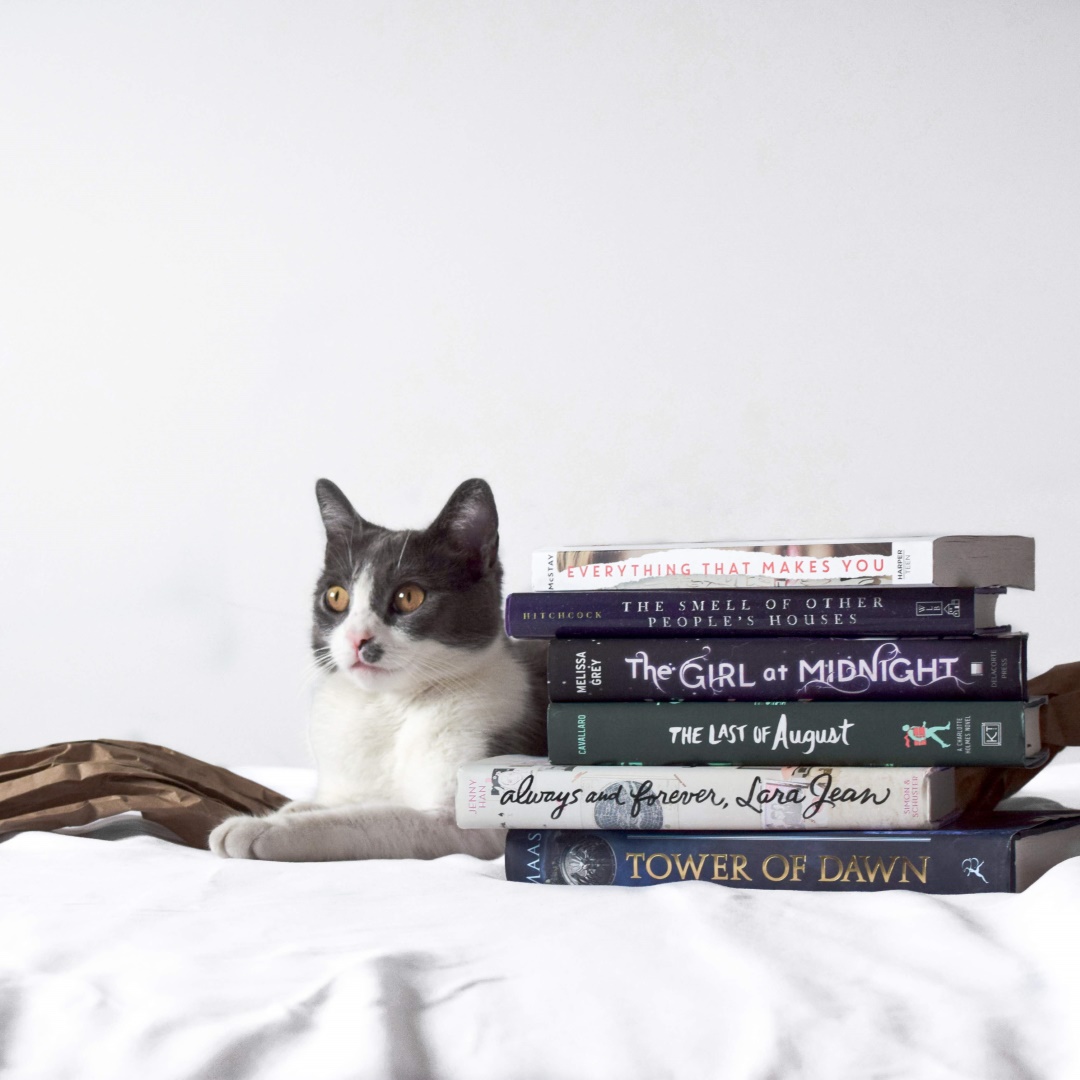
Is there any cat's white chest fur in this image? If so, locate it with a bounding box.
[308,637,529,812]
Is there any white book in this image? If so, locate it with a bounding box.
[456,756,957,832]
[531,535,1034,592]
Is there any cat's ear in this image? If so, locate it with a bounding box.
[429,478,499,574]
[315,479,365,539]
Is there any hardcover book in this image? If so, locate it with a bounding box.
[505,587,1005,639]
[546,699,1045,768]
[503,811,1080,893]
[456,755,958,831]
[532,535,1034,592]
[547,634,1027,702]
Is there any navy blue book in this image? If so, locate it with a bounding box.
[504,811,1080,893]
[505,587,1006,639]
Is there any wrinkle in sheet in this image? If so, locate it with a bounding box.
[371,953,437,1080]
[987,1023,1042,1080]
[138,952,464,1080]
[185,977,340,1080]
[371,952,510,1078]
[0,982,22,1072]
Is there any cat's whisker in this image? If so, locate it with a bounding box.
[300,655,334,680]
[297,648,337,693]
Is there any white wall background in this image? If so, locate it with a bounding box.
[1,1,1077,767]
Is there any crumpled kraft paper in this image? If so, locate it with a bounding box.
[0,740,288,848]
[1,662,1079,849]
[1028,660,1080,748]
[951,661,1080,814]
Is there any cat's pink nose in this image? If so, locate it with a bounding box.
[349,633,384,667]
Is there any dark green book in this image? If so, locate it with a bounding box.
[547,699,1044,767]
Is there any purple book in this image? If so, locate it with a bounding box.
[547,635,1026,702]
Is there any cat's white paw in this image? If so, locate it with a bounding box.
[209,813,278,859]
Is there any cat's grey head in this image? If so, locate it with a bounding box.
[311,478,505,693]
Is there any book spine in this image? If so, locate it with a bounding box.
[506,588,991,639]
[531,538,931,591]
[547,700,1035,767]
[505,828,1016,893]
[456,759,950,831]
[547,636,1026,702]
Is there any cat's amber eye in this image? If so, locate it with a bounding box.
[325,586,350,613]
[393,584,425,614]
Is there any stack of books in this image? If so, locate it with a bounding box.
[456,535,1080,893]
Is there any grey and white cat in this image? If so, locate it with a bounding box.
[210,478,546,861]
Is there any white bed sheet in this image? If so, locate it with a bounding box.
[2,759,1080,1080]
